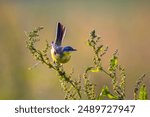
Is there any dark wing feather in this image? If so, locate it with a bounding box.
[55,22,66,46]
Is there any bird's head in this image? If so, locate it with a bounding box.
[63,46,77,52]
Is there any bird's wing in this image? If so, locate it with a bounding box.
[55,22,66,46]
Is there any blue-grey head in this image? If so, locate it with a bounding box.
[63,46,77,52]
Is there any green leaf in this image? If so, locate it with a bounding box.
[90,67,101,72]
[100,86,110,95]
[86,67,102,73]
[97,86,118,100]
[138,84,148,100]
[109,55,118,72]
[111,56,118,67]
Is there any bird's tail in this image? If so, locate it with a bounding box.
[55,22,66,46]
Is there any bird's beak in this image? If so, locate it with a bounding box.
[73,48,77,51]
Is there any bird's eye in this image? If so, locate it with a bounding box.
[54,51,57,55]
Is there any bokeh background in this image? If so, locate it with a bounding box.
[0,0,150,99]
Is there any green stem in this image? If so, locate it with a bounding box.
[68,80,82,99]
[57,69,81,99]
[101,68,112,78]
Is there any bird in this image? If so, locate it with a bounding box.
[51,22,76,64]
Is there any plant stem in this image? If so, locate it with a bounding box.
[101,68,112,78]
[56,68,81,99]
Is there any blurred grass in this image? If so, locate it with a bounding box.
[0,0,150,99]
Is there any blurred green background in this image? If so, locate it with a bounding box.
[0,0,149,99]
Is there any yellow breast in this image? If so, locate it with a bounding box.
[51,49,71,63]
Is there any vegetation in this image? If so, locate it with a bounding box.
[25,27,148,100]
